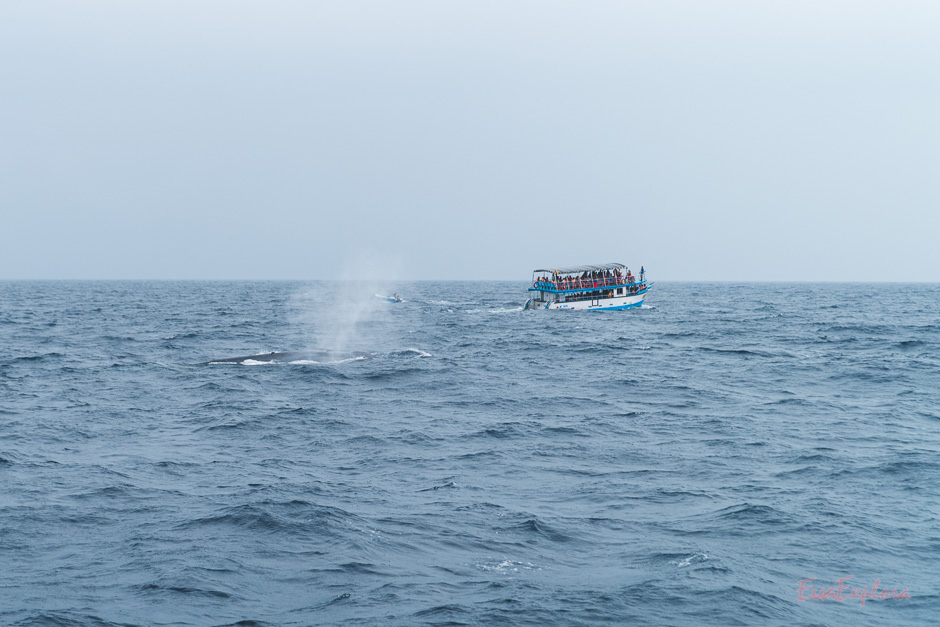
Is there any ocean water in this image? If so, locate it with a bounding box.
[1,280,938,626]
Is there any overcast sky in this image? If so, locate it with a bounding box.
[1,1,937,280]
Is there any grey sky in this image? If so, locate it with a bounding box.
[2,1,937,280]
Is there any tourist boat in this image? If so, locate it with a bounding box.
[524,263,650,310]
[376,293,403,303]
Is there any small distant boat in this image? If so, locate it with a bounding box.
[376,293,403,303]
[524,263,650,310]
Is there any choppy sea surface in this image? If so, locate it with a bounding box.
[1,281,938,626]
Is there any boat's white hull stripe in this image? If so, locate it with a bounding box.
[538,292,647,311]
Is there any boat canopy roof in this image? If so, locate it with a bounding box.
[533,263,626,275]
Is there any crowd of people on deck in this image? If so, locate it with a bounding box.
[534,266,646,294]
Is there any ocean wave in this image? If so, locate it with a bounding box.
[412,603,470,618]
[4,611,138,627]
[136,582,233,599]
[13,352,65,362]
[647,552,711,569]
[698,346,777,357]
[710,503,792,526]
[179,501,361,536]
[162,332,201,340]
[475,559,540,574]
[506,516,574,543]
[417,481,458,492]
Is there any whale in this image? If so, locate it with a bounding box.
[206,350,373,364]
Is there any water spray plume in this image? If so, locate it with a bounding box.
[288,254,404,354]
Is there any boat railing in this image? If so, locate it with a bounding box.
[531,277,646,292]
